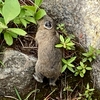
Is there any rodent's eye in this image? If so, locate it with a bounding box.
[44,21,53,29]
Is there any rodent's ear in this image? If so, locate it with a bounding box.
[44,21,53,29]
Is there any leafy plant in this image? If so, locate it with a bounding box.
[55,35,75,50]
[56,23,66,35]
[14,0,46,27]
[74,61,92,77]
[0,60,4,67]
[78,83,95,100]
[63,85,73,92]
[61,57,76,73]
[82,46,100,62]
[0,0,46,45]
[0,0,27,45]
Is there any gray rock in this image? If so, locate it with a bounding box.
[0,48,37,96]
[41,0,100,90]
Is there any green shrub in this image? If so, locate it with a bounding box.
[0,0,46,45]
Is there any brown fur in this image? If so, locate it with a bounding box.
[33,15,62,86]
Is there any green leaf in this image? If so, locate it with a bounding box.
[86,67,92,70]
[65,37,70,43]
[68,67,75,73]
[9,32,18,38]
[25,89,40,100]
[14,87,22,100]
[68,57,76,63]
[89,89,95,91]
[61,65,67,73]
[0,28,3,33]
[7,28,27,36]
[92,55,96,59]
[77,66,82,70]
[20,18,28,27]
[82,58,87,62]
[0,17,5,23]
[82,69,86,74]
[74,71,79,76]
[60,35,64,43]
[80,72,84,77]
[80,62,84,67]
[0,0,3,2]
[35,0,43,6]
[82,53,89,57]
[67,63,74,67]
[55,44,63,48]
[19,8,26,17]
[13,18,21,24]
[2,0,20,24]
[0,60,5,67]
[96,50,100,55]
[25,10,34,16]
[66,46,71,50]
[25,17,36,24]
[22,5,36,13]
[35,9,46,20]
[4,32,13,45]
[0,8,2,15]
[62,58,67,64]
[86,83,89,89]
[67,42,75,46]
[88,57,92,62]
[0,21,7,28]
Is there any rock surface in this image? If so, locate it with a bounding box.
[0,48,37,96]
[41,0,100,90]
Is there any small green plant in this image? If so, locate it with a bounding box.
[44,88,57,100]
[0,0,27,45]
[56,23,66,35]
[63,85,73,92]
[61,57,76,73]
[14,0,46,27]
[15,88,39,100]
[78,83,95,100]
[0,60,4,67]
[4,88,39,100]
[55,35,75,50]
[82,46,100,62]
[56,23,100,79]
[74,61,92,77]
[0,0,46,45]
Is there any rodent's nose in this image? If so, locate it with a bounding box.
[44,21,53,29]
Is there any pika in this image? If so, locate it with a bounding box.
[33,15,62,86]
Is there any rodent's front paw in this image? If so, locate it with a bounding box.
[49,82,56,86]
[33,74,43,83]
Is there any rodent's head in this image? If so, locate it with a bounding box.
[37,15,54,30]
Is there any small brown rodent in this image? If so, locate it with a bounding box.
[33,15,62,86]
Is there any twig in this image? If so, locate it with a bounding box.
[20,0,27,5]
[4,96,19,100]
[0,39,4,47]
[22,47,37,49]
[33,83,37,100]
[18,38,37,49]
[28,0,34,5]
[69,80,81,97]
[60,84,63,100]
[44,88,57,100]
